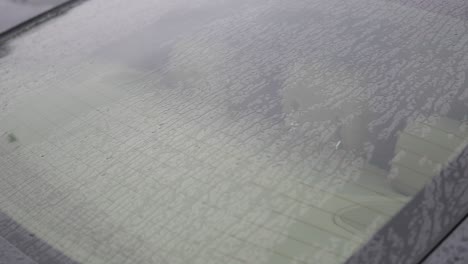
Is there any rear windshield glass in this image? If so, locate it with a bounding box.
[1,0,467,263]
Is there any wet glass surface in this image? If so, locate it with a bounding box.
[0,0,468,263]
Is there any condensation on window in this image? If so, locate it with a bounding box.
[1,0,468,263]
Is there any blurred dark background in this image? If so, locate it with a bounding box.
[0,0,69,33]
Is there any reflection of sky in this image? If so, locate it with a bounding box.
[97,0,468,169]
[1,0,468,263]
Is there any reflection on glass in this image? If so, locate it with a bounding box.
[0,0,468,263]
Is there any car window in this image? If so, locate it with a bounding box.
[1,0,467,263]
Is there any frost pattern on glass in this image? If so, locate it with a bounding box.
[1,0,468,263]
